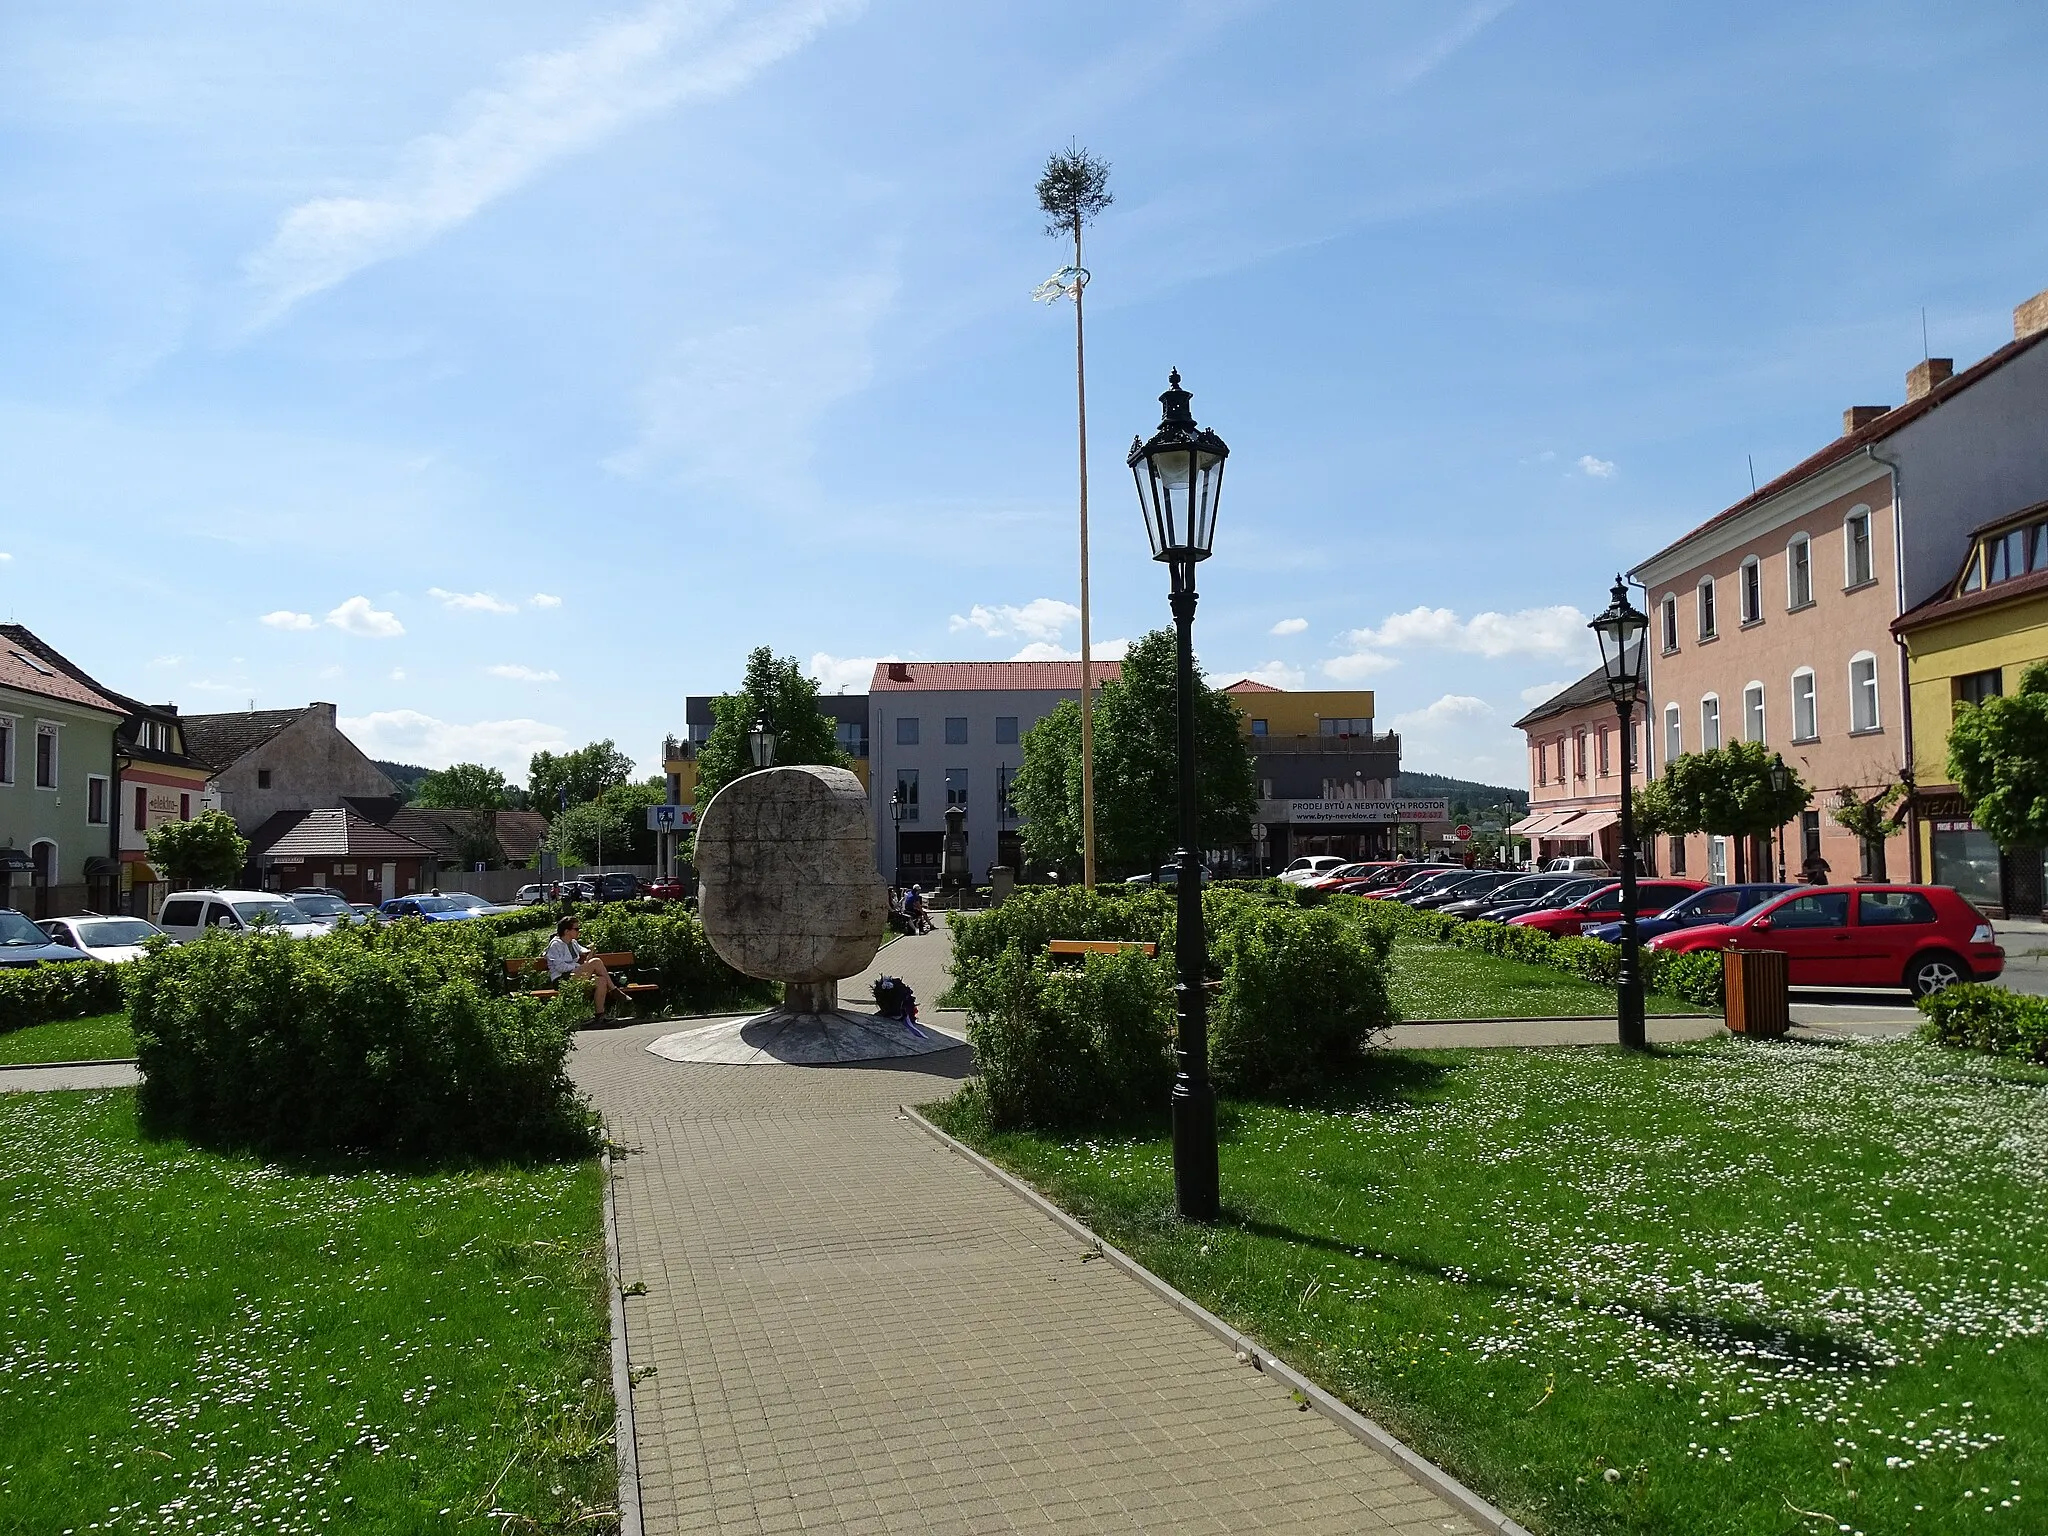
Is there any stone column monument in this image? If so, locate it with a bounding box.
[646,764,962,1066]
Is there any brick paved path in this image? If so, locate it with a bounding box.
[572,928,1480,1535]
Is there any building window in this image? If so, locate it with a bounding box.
[35,724,57,789]
[1660,594,1678,654]
[1697,577,1717,640]
[1956,668,2003,706]
[87,775,108,825]
[1708,835,1727,884]
[1739,557,1761,624]
[994,716,1019,745]
[1849,652,1881,732]
[1597,726,1610,776]
[946,768,968,809]
[1319,717,1372,737]
[0,716,12,784]
[999,767,1018,820]
[134,785,149,832]
[1787,534,1812,608]
[1743,682,1765,743]
[1845,508,1874,587]
[257,768,273,789]
[1534,744,1547,786]
[1664,703,1680,763]
[895,768,918,821]
[1250,719,1268,736]
[1800,810,1822,862]
[1791,668,1817,741]
[833,721,869,759]
[944,717,968,745]
[1987,526,2032,585]
[180,793,191,820]
[1668,835,1686,874]
[1574,729,1587,779]
[1700,695,1721,750]
[896,717,919,746]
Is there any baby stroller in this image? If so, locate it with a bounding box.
[871,976,923,1033]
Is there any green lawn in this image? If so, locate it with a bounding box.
[0,1010,136,1065]
[1391,938,1710,1020]
[0,1090,616,1534]
[930,1039,2048,1536]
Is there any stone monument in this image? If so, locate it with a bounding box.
[646,764,962,1066]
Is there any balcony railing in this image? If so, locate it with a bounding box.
[1249,731,1401,756]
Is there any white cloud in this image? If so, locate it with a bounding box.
[1520,680,1569,706]
[808,652,894,694]
[429,587,518,614]
[243,0,861,322]
[1220,661,1306,690]
[339,709,572,777]
[0,552,11,562]
[325,596,405,638]
[260,610,315,630]
[528,593,563,609]
[1396,0,1517,86]
[1577,454,1617,479]
[949,598,1082,643]
[1343,604,1588,659]
[147,655,180,669]
[1009,638,1131,662]
[487,664,560,682]
[187,679,253,695]
[1321,650,1398,681]
[1269,617,1309,636]
[318,665,344,680]
[390,668,407,681]
[1394,694,1496,728]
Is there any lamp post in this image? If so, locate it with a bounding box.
[1588,576,1649,1051]
[890,787,905,885]
[1769,754,1792,882]
[748,712,777,771]
[1128,368,1229,1221]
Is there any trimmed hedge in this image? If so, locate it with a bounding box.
[0,961,128,1036]
[548,904,772,1016]
[1210,905,1393,1094]
[1919,984,2048,1064]
[130,923,598,1160]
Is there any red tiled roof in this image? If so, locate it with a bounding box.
[1893,563,2048,635]
[0,625,126,717]
[869,660,1125,691]
[247,807,439,861]
[1636,326,2048,575]
[1223,678,1282,693]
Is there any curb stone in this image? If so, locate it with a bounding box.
[904,1104,1537,1536]
[0,1056,140,1069]
[601,1146,644,1536]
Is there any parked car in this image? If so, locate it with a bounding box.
[1647,885,2004,995]
[156,891,330,943]
[36,914,168,963]
[1581,883,1796,944]
[591,873,646,901]
[645,877,689,902]
[0,908,93,967]
[287,886,349,900]
[1384,868,1483,906]
[377,895,481,923]
[1437,873,1575,920]
[1409,871,1518,910]
[1542,855,1612,874]
[1508,880,1707,937]
[429,891,516,916]
[1124,863,1215,887]
[281,890,373,929]
[1277,856,1352,886]
[1301,861,1381,891]
[349,904,384,923]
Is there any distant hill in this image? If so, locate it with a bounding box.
[374,760,432,805]
[1398,771,1528,820]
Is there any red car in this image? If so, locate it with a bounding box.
[1647,884,2003,996]
[1507,879,1707,937]
[645,878,689,902]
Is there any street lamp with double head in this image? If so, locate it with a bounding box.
[1589,576,1649,1051]
[1128,368,1229,1221]
[748,712,777,771]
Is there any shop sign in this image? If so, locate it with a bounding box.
[1273,797,1449,825]
[145,789,182,829]
[1932,819,1979,833]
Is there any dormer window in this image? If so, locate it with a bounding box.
[1956,515,2048,596]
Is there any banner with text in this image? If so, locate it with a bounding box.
[1266,798,1450,825]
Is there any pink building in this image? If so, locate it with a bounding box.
[1511,662,1649,867]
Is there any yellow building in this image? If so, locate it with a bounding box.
[1894,499,2048,915]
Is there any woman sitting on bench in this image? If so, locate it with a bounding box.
[545,915,622,1018]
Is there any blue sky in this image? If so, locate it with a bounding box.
[5,1,2048,787]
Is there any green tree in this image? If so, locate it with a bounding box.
[527,741,635,812]
[1012,630,1258,877]
[546,778,669,867]
[146,810,249,889]
[1661,742,1811,881]
[1829,780,1911,881]
[692,648,850,808]
[412,762,510,810]
[1948,661,2048,856]
[1632,777,1677,875]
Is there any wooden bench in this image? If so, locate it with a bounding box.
[1047,939,1158,963]
[505,951,660,1012]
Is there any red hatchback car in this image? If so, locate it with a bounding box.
[1507,879,1707,937]
[1647,884,2003,996]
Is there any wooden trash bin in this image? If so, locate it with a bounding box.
[1723,948,1789,1036]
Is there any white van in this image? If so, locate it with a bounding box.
[1277,856,1351,886]
[156,890,330,943]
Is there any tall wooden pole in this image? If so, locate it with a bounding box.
[1073,219,1097,888]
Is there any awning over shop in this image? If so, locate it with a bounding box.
[84,856,120,876]
[1517,811,1576,840]
[1507,810,1554,836]
[1565,811,1618,840]
[0,848,32,873]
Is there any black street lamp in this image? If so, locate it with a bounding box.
[1769,754,1792,881]
[1128,368,1229,1222]
[890,787,906,884]
[1589,576,1649,1051]
[748,712,777,770]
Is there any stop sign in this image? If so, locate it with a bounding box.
[1455,824,1472,841]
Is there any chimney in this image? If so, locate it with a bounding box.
[310,701,338,724]
[2016,287,2048,341]
[1842,405,1890,435]
[1905,357,1953,403]
[886,662,911,683]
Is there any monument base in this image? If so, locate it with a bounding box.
[647,1004,965,1067]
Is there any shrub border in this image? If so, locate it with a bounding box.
[902,1103,1537,1536]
